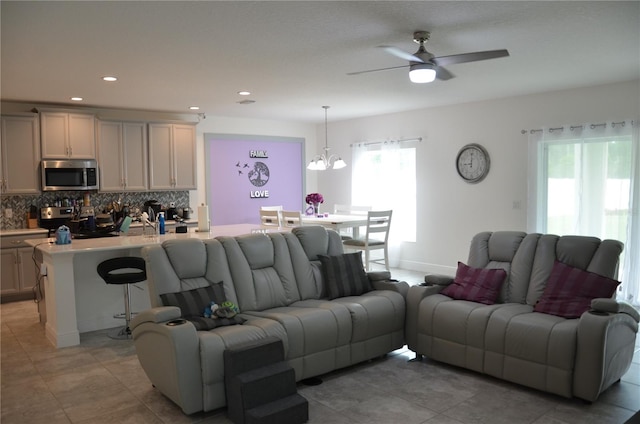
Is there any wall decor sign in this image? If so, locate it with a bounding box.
[205,133,305,225]
[247,150,270,198]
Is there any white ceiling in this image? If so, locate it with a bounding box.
[2,1,639,123]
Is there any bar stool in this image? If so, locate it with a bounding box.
[97,257,147,339]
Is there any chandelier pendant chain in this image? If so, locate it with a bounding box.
[323,105,330,155]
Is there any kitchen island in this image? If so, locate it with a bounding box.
[27,224,289,348]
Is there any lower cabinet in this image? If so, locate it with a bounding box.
[1,233,46,303]
[1,246,38,302]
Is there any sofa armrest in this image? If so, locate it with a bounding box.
[131,308,204,415]
[366,270,409,297]
[591,298,640,322]
[131,306,182,328]
[573,308,639,402]
[424,273,454,286]
[405,284,447,350]
[371,279,410,298]
[367,270,392,281]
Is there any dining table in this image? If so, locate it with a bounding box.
[301,213,368,238]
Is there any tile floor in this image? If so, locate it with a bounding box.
[1,269,639,424]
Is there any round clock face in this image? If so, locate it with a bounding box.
[455,143,490,183]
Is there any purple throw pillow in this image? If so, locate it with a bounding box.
[534,261,620,318]
[440,262,507,305]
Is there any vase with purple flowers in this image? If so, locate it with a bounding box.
[305,192,324,216]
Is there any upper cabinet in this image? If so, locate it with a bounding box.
[0,115,41,194]
[97,120,148,192]
[40,110,96,159]
[148,123,197,190]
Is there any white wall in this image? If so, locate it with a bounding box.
[315,80,640,274]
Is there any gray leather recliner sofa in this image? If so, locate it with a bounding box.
[406,231,639,402]
[131,226,408,414]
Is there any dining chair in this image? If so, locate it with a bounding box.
[333,204,372,215]
[259,209,281,227]
[281,210,303,227]
[333,204,372,239]
[260,205,283,211]
[342,210,392,271]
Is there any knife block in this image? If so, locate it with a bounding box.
[26,213,38,229]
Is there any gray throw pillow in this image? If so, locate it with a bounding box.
[160,282,245,329]
[184,315,246,330]
[319,252,372,300]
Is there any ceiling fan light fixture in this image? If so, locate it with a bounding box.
[409,63,436,83]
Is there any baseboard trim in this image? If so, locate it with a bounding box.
[396,260,456,276]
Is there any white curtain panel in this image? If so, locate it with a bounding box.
[351,140,418,267]
[528,120,639,305]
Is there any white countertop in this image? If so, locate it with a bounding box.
[0,219,196,238]
[1,228,49,238]
[26,223,291,255]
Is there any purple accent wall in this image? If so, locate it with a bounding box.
[204,134,305,225]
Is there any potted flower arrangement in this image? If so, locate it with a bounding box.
[305,193,324,215]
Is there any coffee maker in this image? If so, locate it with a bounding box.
[143,200,162,220]
[166,203,179,220]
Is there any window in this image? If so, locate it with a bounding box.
[351,140,417,243]
[529,121,639,305]
[543,136,631,239]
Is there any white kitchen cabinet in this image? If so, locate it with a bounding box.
[1,236,41,302]
[1,249,20,294]
[0,115,41,194]
[97,120,148,192]
[40,110,96,159]
[148,123,196,190]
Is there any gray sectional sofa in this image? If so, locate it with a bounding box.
[406,231,639,402]
[131,226,407,414]
[132,227,638,415]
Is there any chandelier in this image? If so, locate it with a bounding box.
[307,106,347,170]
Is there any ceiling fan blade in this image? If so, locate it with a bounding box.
[347,64,409,76]
[436,66,454,81]
[378,45,425,63]
[433,49,509,66]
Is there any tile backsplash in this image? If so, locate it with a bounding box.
[0,191,189,230]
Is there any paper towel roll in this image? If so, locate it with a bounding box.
[198,205,210,232]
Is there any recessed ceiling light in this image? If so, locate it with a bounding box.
[70,97,83,101]
[102,76,118,82]
[237,99,256,105]
[189,106,200,110]
[238,91,251,96]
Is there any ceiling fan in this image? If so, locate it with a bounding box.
[348,30,509,83]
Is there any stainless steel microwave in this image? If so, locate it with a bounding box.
[41,159,99,191]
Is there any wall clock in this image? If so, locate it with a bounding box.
[455,143,490,183]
